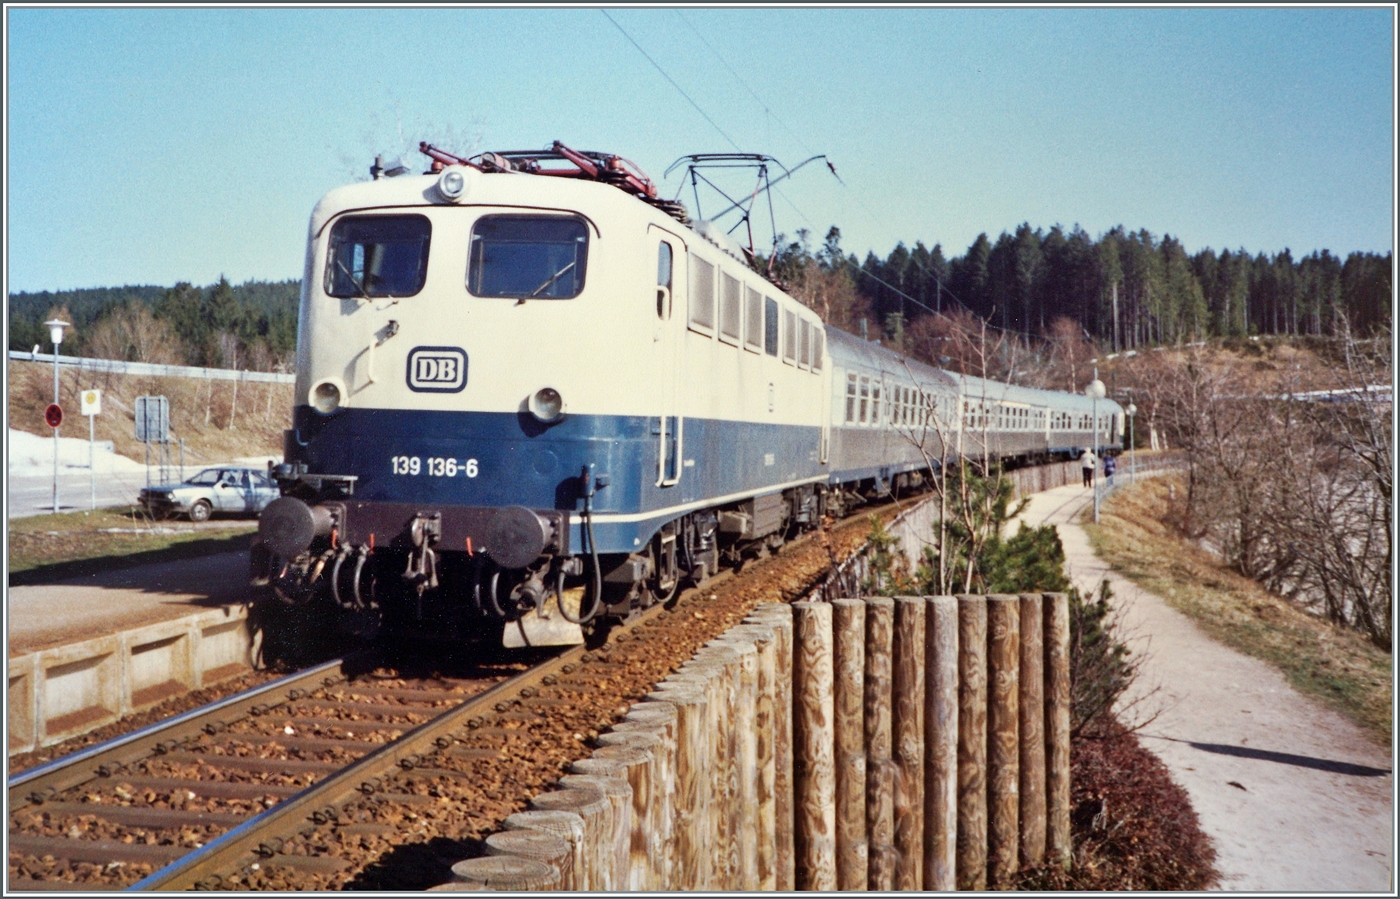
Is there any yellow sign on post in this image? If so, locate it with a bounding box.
[82,389,101,510]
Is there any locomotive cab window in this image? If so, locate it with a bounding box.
[468,215,588,299]
[325,214,431,298]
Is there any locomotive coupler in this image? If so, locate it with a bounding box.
[402,512,443,598]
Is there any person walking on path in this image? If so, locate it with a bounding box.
[1080,447,1097,487]
[1103,452,1117,486]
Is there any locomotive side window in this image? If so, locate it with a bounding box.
[326,214,431,298]
[813,329,824,371]
[783,309,797,364]
[690,255,715,331]
[799,319,811,369]
[764,298,779,356]
[720,272,741,343]
[657,242,673,320]
[745,287,763,352]
[468,215,588,299]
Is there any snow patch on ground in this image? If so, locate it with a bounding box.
[7,428,147,476]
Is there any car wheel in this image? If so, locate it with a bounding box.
[189,500,213,523]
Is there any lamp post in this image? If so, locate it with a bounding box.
[45,319,70,514]
[1085,368,1106,523]
[1126,402,1137,484]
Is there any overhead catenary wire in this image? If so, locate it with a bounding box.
[607,9,1034,344]
[601,10,742,153]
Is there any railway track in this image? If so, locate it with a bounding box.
[8,498,902,891]
[7,650,545,890]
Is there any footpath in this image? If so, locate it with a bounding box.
[1013,482,1392,891]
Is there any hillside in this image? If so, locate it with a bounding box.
[7,358,291,466]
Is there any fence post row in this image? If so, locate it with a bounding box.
[466,594,1070,891]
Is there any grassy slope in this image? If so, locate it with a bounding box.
[7,358,291,466]
[7,507,255,583]
[1085,476,1391,745]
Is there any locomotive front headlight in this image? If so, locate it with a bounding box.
[310,378,345,415]
[437,168,467,202]
[529,387,564,422]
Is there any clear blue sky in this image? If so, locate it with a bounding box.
[5,6,1394,293]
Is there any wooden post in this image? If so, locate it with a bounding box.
[986,595,1021,888]
[503,810,585,893]
[864,597,896,891]
[922,596,959,891]
[722,623,778,890]
[586,745,656,890]
[713,635,760,890]
[529,788,608,891]
[1018,593,1047,869]
[1043,592,1072,870]
[485,829,573,892]
[558,774,631,891]
[956,594,988,891]
[892,596,925,890]
[792,600,837,891]
[832,598,869,890]
[621,700,674,868]
[750,603,796,891]
[687,646,741,888]
[449,856,559,891]
[648,684,709,889]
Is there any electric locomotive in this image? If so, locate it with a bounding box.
[253,141,1121,646]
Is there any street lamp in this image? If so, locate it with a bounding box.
[1085,368,1106,523]
[1126,402,1138,484]
[45,319,70,514]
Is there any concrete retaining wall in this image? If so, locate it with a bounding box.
[7,604,255,756]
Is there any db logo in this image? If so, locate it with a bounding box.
[406,347,468,393]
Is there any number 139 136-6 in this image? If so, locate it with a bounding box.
[391,456,478,477]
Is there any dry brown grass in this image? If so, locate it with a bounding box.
[1085,475,1392,745]
[7,358,290,466]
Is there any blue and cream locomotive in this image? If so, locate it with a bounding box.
[253,142,1122,644]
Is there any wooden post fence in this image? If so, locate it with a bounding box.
[463,592,1071,892]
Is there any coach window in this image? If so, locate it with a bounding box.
[689,255,715,332]
[846,374,858,423]
[326,214,431,298]
[720,272,741,344]
[871,381,882,425]
[859,376,870,423]
[764,297,779,355]
[745,287,763,352]
[468,215,588,299]
[656,243,672,319]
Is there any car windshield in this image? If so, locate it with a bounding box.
[186,469,221,485]
[468,215,589,299]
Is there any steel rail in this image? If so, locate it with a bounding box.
[8,658,349,807]
[128,640,603,890]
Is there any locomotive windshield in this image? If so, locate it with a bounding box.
[325,214,431,298]
[468,215,588,299]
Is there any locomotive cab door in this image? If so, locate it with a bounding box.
[651,228,685,488]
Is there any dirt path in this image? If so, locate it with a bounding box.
[1013,481,1393,892]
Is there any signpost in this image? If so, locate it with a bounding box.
[44,319,70,513]
[82,389,102,510]
[135,395,172,486]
